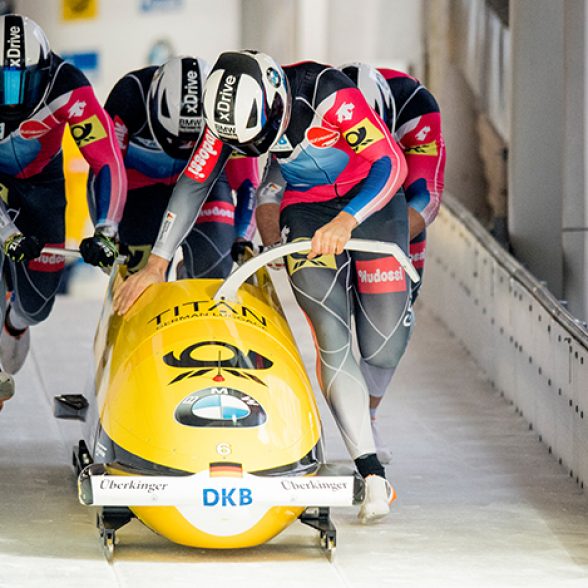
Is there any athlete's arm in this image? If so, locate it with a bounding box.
[113,127,233,314]
[224,155,260,241]
[308,71,407,257]
[400,113,445,238]
[103,73,149,157]
[0,204,19,244]
[64,81,127,236]
[382,71,446,235]
[399,109,445,236]
[255,157,284,246]
[320,77,406,224]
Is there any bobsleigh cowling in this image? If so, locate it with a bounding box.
[54,240,419,557]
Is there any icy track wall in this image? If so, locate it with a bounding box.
[421,194,588,489]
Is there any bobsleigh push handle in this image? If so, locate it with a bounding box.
[41,246,127,265]
[42,246,83,259]
[214,239,420,301]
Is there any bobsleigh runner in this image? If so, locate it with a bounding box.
[52,239,419,560]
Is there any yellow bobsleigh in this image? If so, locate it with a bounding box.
[53,240,419,558]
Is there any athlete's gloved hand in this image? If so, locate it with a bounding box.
[80,231,118,268]
[231,239,257,264]
[3,233,44,262]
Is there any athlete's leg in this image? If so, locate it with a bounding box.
[362,227,422,422]
[281,202,378,467]
[0,171,66,374]
[182,174,235,279]
[7,174,66,326]
[352,194,412,461]
[0,260,13,407]
[409,228,426,304]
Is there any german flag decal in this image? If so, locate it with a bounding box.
[209,462,243,478]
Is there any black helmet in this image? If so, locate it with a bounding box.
[147,56,209,159]
[0,14,52,121]
[340,62,394,130]
[203,50,290,157]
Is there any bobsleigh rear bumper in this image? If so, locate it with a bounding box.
[79,463,365,508]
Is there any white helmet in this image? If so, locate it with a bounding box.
[203,50,290,156]
[0,14,52,120]
[340,62,394,130]
[147,56,209,158]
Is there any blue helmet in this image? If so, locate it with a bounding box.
[0,14,52,121]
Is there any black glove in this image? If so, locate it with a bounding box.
[3,233,44,262]
[80,231,118,268]
[231,240,256,263]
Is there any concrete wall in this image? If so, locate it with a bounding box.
[424,0,490,222]
[425,0,588,321]
[509,0,565,297]
[18,0,423,103]
[326,0,423,74]
[562,0,588,320]
[241,0,422,71]
[14,0,241,100]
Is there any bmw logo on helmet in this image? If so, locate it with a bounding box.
[175,387,267,428]
[266,67,281,88]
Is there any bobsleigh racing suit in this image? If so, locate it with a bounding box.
[150,62,409,467]
[0,53,126,326]
[103,66,258,275]
[258,68,446,303]
[378,68,445,302]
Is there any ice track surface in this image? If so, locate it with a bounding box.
[1,272,588,588]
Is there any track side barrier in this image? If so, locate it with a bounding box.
[422,194,588,488]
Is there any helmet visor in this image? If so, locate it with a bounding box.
[0,65,48,117]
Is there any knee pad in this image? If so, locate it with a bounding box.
[359,358,396,398]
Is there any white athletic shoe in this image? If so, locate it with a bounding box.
[371,419,392,464]
[358,475,396,524]
[0,370,15,411]
[0,312,30,374]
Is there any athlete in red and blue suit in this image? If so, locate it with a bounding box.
[103,57,258,275]
[114,51,410,523]
[376,67,445,298]
[0,14,126,406]
[338,63,446,461]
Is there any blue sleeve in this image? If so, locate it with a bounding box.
[342,156,392,218]
[87,166,112,226]
[234,179,256,240]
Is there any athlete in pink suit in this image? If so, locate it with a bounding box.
[0,14,126,408]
